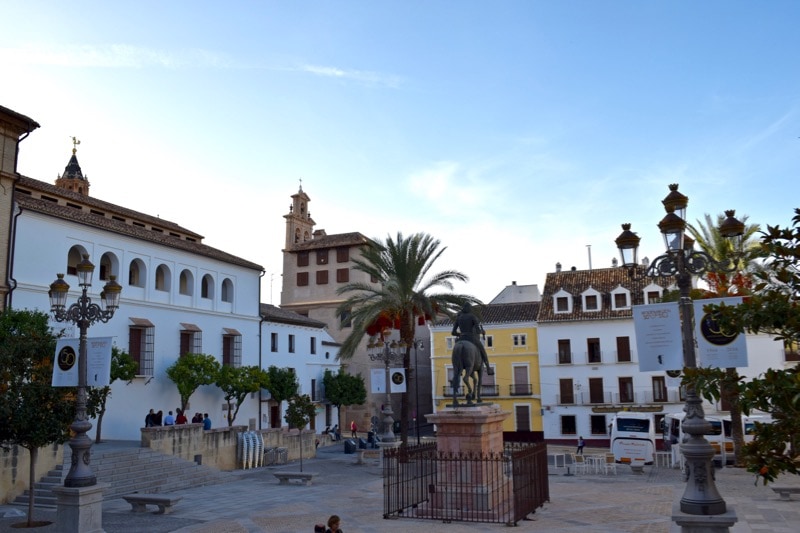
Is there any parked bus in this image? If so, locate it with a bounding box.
[663,412,727,465]
[610,412,657,465]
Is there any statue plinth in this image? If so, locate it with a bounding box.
[419,404,513,522]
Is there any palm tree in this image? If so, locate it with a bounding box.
[687,212,761,467]
[337,232,480,445]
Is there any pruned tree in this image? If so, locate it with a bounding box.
[166,353,220,413]
[266,365,299,426]
[87,346,137,443]
[284,394,316,471]
[322,368,366,428]
[216,365,270,426]
[0,308,75,527]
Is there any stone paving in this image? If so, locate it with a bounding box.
[2,444,800,532]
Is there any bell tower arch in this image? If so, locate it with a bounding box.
[283,183,315,250]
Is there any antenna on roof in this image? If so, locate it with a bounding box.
[586,244,592,271]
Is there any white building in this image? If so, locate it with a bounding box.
[537,263,789,447]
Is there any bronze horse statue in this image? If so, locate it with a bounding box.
[451,338,484,406]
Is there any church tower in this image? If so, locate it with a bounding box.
[54,137,90,196]
[283,184,315,249]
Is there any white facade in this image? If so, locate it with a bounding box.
[260,309,341,432]
[11,209,263,440]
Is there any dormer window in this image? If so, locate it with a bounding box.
[611,285,631,310]
[644,283,664,305]
[554,289,573,314]
[581,287,602,312]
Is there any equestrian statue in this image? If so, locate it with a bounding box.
[450,302,492,407]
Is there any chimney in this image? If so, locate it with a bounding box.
[556,262,562,273]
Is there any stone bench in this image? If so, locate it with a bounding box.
[122,493,183,514]
[771,486,800,501]
[273,471,317,485]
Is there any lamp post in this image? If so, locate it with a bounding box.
[367,338,405,442]
[615,184,744,516]
[49,254,121,487]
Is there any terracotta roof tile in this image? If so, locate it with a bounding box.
[260,304,327,328]
[288,232,373,251]
[436,302,540,327]
[537,266,675,323]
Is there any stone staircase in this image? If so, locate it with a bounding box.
[13,444,237,510]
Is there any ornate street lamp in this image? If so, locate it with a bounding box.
[615,184,744,516]
[49,255,121,487]
[367,338,405,443]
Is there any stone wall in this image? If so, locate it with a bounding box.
[140,424,318,470]
[1,443,63,504]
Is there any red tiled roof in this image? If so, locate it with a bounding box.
[537,266,674,323]
[436,302,540,327]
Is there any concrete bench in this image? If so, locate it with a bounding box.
[273,471,318,485]
[771,486,800,501]
[122,493,183,514]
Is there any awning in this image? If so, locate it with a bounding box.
[180,323,202,332]
[223,328,242,336]
[129,317,154,327]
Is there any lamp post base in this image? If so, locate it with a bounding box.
[672,497,737,533]
[54,482,107,533]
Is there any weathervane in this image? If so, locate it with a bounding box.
[71,136,80,155]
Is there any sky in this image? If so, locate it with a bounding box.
[3,1,800,304]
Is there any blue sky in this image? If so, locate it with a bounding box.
[3,1,799,303]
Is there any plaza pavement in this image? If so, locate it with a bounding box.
[2,444,800,532]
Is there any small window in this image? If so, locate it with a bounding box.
[310,337,317,354]
[316,250,329,265]
[288,334,295,353]
[584,294,598,311]
[646,290,661,304]
[180,325,203,357]
[155,264,170,291]
[316,270,329,285]
[221,278,234,303]
[340,309,352,328]
[558,339,572,364]
[222,332,242,367]
[591,415,608,435]
[271,332,278,352]
[297,272,309,286]
[556,297,569,312]
[336,247,349,263]
[201,274,214,299]
[614,293,628,308]
[336,268,349,283]
[481,335,493,349]
[561,415,577,435]
[179,269,193,296]
[446,337,455,350]
[129,323,155,376]
[512,334,527,347]
[297,251,309,267]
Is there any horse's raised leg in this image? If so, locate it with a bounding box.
[463,374,473,405]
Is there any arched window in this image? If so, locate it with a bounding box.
[66,245,87,276]
[128,259,146,287]
[155,264,171,291]
[201,274,214,299]
[295,228,300,243]
[179,269,194,296]
[221,278,234,303]
[99,252,119,281]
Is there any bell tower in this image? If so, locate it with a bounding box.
[283,183,315,249]
[55,137,90,196]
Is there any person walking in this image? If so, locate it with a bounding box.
[576,435,585,455]
[350,420,358,439]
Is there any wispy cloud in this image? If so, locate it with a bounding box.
[300,64,403,88]
[740,106,798,152]
[0,44,231,68]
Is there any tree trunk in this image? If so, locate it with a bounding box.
[26,446,37,527]
[725,368,746,466]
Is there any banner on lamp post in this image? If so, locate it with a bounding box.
[370,368,386,394]
[694,297,748,368]
[52,337,113,387]
[389,368,406,393]
[633,302,684,372]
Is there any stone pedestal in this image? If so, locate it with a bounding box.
[53,482,108,533]
[421,404,511,522]
[670,496,737,533]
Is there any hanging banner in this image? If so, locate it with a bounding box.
[390,368,407,393]
[52,337,114,387]
[694,297,748,368]
[632,302,684,372]
[370,368,385,394]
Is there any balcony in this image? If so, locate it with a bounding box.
[510,383,533,396]
[556,352,573,365]
[440,384,499,398]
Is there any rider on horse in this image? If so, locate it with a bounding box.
[452,302,494,375]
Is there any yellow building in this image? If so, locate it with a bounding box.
[430,301,542,433]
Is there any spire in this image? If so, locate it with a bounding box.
[55,136,90,196]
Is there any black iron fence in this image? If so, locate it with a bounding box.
[382,440,548,525]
